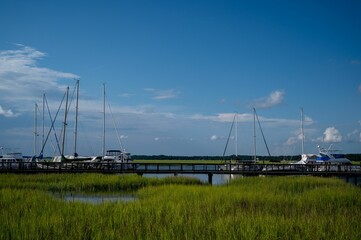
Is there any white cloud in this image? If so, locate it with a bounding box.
[210,135,219,141]
[284,128,303,146]
[154,137,160,141]
[303,115,314,126]
[145,88,180,100]
[0,45,79,110]
[210,135,233,141]
[284,124,319,147]
[285,136,298,146]
[191,112,302,128]
[250,90,285,109]
[119,93,133,98]
[120,135,128,139]
[285,116,316,145]
[191,113,253,122]
[0,105,19,117]
[323,127,342,142]
[344,129,360,143]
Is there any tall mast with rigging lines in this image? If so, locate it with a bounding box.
[73,79,79,156]
[102,83,106,157]
[61,86,69,159]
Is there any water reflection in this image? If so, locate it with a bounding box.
[139,164,360,186]
[138,164,251,185]
[54,192,136,204]
[143,173,235,185]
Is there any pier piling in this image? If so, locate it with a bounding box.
[208,173,213,184]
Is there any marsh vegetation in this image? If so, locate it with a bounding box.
[0,174,360,239]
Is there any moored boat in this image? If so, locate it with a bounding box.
[102,149,134,169]
[294,145,351,165]
[315,145,351,164]
[0,152,31,169]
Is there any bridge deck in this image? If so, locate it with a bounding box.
[1,162,360,178]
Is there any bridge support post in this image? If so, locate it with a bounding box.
[208,173,213,185]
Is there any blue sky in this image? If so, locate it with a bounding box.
[0,0,360,156]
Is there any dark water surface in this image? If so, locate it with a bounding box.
[54,192,136,204]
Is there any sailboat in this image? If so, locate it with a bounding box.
[52,81,99,163]
[293,108,316,164]
[293,108,351,165]
[100,84,133,168]
[1,98,43,169]
[218,113,239,171]
[219,109,270,171]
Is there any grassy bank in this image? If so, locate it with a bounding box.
[0,174,360,239]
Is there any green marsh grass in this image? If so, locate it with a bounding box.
[0,174,360,239]
[0,173,203,192]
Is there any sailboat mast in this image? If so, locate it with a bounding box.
[34,103,37,157]
[74,79,79,156]
[235,113,238,157]
[255,108,271,158]
[102,83,106,157]
[222,113,236,163]
[253,107,256,162]
[61,86,69,156]
[42,93,45,153]
[301,108,304,155]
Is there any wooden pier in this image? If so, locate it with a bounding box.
[1,162,360,184]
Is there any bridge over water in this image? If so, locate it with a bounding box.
[1,162,360,185]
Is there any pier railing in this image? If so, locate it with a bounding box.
[1,161,360,175]
[1,161,360,184]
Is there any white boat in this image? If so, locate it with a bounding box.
[103,149,131,162]
[294,154,317,164]
[316,145,351,164]
[294,145,351,165]
[294,109,351,165]
[99,84,135,169]
[52,155,101,163]
[101,149,134,169]
[0,152,30,169]
[291,145,357,172]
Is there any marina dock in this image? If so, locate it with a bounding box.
[1,162,360,185]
